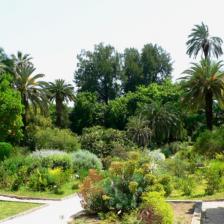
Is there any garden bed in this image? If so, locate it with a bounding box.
[0,201,41,220]
[72,202,195,224]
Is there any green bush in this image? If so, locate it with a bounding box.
[34,128,80,152]
[195,128,224,157]
[140,191,173,224]
[30,150,72,171]
[205,160,224,195]
[180,176,195,196]
[0,142,12,161]
[71,150,102,176]
[80,152,172,213]
[80,126,132,158]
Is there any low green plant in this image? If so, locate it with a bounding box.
[180,176,196,196]
[71,150,102,177]
[33,128,80,152]
[0,142,12,161]
[205,160,224,195]
[140,191,173,224]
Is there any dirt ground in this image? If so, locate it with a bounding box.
[170,202,195,224]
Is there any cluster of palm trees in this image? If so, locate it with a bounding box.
[0,52,75,129]
[182,22,224,130]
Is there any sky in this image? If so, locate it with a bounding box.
[1,0,224,83]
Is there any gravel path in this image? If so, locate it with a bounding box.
[0,195,83,224]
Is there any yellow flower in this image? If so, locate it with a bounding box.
[102,194,110,200]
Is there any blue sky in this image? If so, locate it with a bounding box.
[1,0,224,83]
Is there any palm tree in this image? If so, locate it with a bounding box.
[186,22,223,59]
[181,59,224,130]
[11,51,32,67]
[14,63,46,127]
[45,79,74,128]
[126,115,151,147]
[142,101,183,144]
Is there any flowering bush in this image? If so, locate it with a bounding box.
[79,151,172,213]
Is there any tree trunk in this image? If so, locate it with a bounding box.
[56,96,62,128]
[205,90,213,130]
[22,94,29,129]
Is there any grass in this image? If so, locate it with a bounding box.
[0,180,80,199]
[168,181,224,201]
[0,201,41,220]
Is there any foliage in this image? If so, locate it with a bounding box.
[126,115,151,147]
[186,22,223,59]
[140,191,173,224]
[13,62,47,128]
[0,142,13,161]
[80,126,131,158]
[122,48,144,93]
[181,59,224,130]
[72,150,102,176]
[194,127,224,157]
[33,128,80,152]
[75,43,122,103]
[141,44,173,84]
[70,92,105,134]
[205,160,224,195]
[79,152,172,213]
[0,75,23,143]
[140,101,184,144]
[45,79,74,128]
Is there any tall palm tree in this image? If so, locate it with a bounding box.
[181,59,224,130]
[14,63,46,127]
[11,51,32,67]
[126,115,151,147]
[186,22,223,59]
[45,79,74,128]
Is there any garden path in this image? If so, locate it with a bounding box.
[0,194,83,224]
[202,201,224,224]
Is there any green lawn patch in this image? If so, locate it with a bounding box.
[0,201,40,220]
[0,180,79,200]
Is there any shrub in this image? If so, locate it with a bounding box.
[205,160,224,195]
[79,154,172,213]
[140,192,173,224]
[30,150,72,171]
[195,128,224,157]
[180,176,195,196]
[80,126,132,158]
[71,150,102,176]
[33,128,80,152]
[148,149,165,162]
[0,142,12,161]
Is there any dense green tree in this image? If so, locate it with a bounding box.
[45,79,74,128]
[0,75,23,143]
[141,44,173,84]
[74,43,122,103]
[181,59,224,130]
[70,92,105,134]
[14,63,46,128]
[186,22,223,59]
[141,101,184,144]
[122,48,143,92]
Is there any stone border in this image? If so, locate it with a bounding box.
[0,202,48,223]
[191,202,202,224]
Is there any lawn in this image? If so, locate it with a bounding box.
[169,182,224,201]
[0,180,79,200]
[0,201,40,220]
